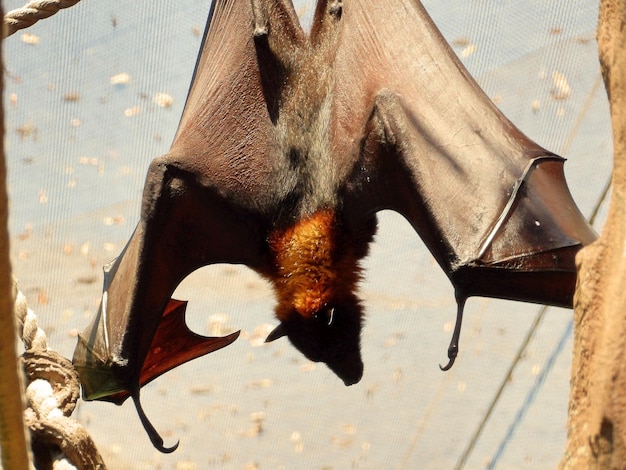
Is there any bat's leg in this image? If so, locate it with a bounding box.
[439,292,467,371]
[329,0,343,16]
[311,0,343,22]
[250,0,304,44]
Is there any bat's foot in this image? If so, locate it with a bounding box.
[328,0,343,18]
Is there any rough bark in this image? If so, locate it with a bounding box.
[562,0,626,468]
[0,12,33,470]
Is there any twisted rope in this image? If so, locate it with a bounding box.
[4,0,81,38]
[15,286,47,353]
[14,278,107,470]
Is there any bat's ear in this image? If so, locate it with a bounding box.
[265,323,287,342]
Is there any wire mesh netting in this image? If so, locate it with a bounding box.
[3,0,611,468]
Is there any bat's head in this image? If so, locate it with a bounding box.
[266,301,364,386]
[265,210,374,385]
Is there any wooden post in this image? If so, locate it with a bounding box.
[562,0,626,468]
[0,10,33,470]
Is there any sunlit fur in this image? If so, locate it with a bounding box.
[265,208,374,384]
[268,209,361,319]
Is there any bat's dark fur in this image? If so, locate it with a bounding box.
[263,209,376,384]
[73,0,597,452]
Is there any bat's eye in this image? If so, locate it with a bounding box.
[314,307,335,327]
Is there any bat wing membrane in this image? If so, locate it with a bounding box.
[73,0,295,450]
[326,0,596,368]
[329,0,596,300]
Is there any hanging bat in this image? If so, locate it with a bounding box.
[72,0,597,453]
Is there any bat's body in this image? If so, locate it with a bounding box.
[264,207,375,384]
[73,0,597,452]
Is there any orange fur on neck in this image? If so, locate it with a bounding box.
[268,210,361,320]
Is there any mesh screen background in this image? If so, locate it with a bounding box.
[3,1,611,468]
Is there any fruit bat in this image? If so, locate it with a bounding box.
[72,0,597,453]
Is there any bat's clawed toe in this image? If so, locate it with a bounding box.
[328,0,343,18]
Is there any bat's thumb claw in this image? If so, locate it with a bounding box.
[439,357,456,371]
[439,344,458,371]
[440,295,465,372]
[132,392,180,453]
[156,440,179,454]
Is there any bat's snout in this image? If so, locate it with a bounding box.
[328,357,364,386]
[330,364,363,387]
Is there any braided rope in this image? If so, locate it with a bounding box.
[4,0,81,38]
[14,287,47,353]
[14,278,107,469]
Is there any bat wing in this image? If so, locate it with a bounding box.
[325,0,597,366]
[73,0,599,451]
[73,0,293,451]
[74,293,239,405]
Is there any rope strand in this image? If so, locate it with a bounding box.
[4,0,81,38]
[14,278,107,469]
